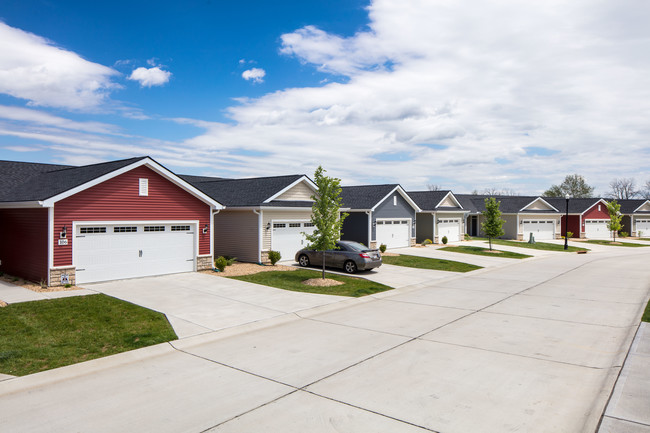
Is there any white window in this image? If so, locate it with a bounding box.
[171,225,190,231]
[139,178,149,196]
[114,226,137,233]
[289,223,301,228]
[304,222,315,227]
[144,226,165,232]
[80,227,107,234]
[273,223,286,229]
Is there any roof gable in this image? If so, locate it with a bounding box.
[520,197,558,212]
[264,177,317,202]
[438,191,463,209]
[635,200,650,212]
[341,184,421,212]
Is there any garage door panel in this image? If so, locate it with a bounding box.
[75,224,195,284]
[584,220,611,239]
[522,220,555,241]
[376,219,410,249]
[635,220,650,236]
[438,219,461,243]
[272,222,315,261]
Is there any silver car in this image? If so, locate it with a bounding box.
[295,240,382,274]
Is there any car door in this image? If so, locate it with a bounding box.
[326,243,348,268]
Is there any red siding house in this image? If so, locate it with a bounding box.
[545,198,612,239]
[0,157,222,286]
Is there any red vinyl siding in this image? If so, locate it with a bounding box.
[560,215,581,238]
[581,202,610,232]
[0,208,48,282]
[53,166,211,267]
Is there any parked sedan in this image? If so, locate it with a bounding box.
[295,240,382,273]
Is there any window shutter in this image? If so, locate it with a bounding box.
[139,178,149,196]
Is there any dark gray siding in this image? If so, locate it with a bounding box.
[372,192,417,239]
[415,212,433,243]
[341,212,369,246]
[213,210,259,263]
[621,215,632,235]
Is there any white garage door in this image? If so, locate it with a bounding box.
[584,220,611,239]
[635,219,650,237]
[376,219,410,249]
[271,221,316,261]
[75,223,195,284]
[438,219,461,243]
[522,220,555,241]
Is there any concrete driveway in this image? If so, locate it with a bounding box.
[1,248,649,432]
[85,272,347,338]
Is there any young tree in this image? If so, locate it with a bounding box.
[605,200,622,242]
[481,197,505,250]
[544,174,594,198]
[304,166,348,279]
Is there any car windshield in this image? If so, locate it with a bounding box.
[339,241,368,252]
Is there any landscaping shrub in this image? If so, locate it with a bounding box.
[566,231,573,238]
[620,231,628,238]
[442,236,448,244]
[464,233,471,240]
[422,239,432,245]
[379,244,387,253]
[268,250,281,265]
[224,256,237,266]
[214,256,228,272]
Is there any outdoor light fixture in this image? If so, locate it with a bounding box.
[202,224,208,234]
[564,194,570,250]
[60,225,67,239]
[266,222,271,230]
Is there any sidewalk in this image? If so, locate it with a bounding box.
[0,280,94,304]
[598,322,650,432]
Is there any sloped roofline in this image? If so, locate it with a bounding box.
[520,197,559,213]
[41,157,224,209]
[435,191,463,209]
[633,199,650,213]
[580,198,610,216]
[371,185,422,212]
[263,175,317,203]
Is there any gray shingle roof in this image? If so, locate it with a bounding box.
[455,194,560,214]
[0,157,146,202]
[181,174,310,207]
[407,190,456,211]
[340,184,400,210]
[617,199,650,214]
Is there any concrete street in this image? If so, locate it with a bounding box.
[0,247,648,432]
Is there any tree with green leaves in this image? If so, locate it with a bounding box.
[304,166,348,279]
[481,197,505,250]
[605,200,622,242]
[544,174,594,198]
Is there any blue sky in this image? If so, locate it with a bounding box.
[0,0,649,195]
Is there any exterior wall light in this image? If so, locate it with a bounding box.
[60,225,67,239]
[202,224,208,234]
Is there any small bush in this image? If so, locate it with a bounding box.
[379,244,387,253]
[214,256,228,272]
[64,284,72,288]
[268,250,281,265]
[442,235,448,244]
[422,239,432,245]
[620,231,628,238]
[464,233,471,240]
[224,256,237,266]
[566,231,573,239]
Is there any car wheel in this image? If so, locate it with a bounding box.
[344,260,357,274]
[298,254,310,267]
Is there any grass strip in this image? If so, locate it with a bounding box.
[583,240,649,247]
[643,298,650,323]
[440,245,531,259]
[229,269,392,297]
[382,254,481,272]
[471,237,588,252]
[0,294,177,376]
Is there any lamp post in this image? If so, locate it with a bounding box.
[564,194,570,250]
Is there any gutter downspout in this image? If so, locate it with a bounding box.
[431,212,436,242]
[210,208,220,261]
[253,209,262,263]
[365,211,372,247]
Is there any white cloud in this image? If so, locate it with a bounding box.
[174,0,650,193]
[0,105,119,134]
[128,66,172,87]
[0,21,120,110]
[242,68,266,83]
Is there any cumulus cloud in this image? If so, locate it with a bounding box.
[128,66,172,87]
[0,21,119,110]
[174,0,650,193]
[242,68,266,83]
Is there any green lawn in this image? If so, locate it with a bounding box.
[440,245,532,259]
[229,269,393,297]
[381,254,481,272]
[643,298,650,323]
[0,294,177,376]
[471,237,588,252]
[583,239,649,248]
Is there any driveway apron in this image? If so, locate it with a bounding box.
[1,249,649,433]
